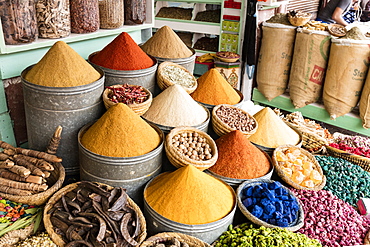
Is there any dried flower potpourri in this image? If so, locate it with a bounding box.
[291,189,370,247]
[329,132,370,158]
[213,224,322,247]
[315,155,370,207]
[106,84,149,104]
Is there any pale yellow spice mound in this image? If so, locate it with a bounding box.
[249,107,300,148]
[140,25,193,59]
[25,41,101,87]
[81,103,161,157]
[144,165,235,225]
[190,68,241,105]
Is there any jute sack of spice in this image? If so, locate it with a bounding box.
[289,28,331,108]
[323,33,370,120]
[256,22,297,101]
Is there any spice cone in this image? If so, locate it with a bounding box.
[249,107,300,148]
[81,103,161,157]
[191,68,241,105]
[144,165,235,225]
[141,25,193,59]
[25,41,101,87]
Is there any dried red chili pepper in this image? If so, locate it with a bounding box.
[107,84,148,105]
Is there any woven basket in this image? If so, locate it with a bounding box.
[0,162,65,206]
[272,145,326,191]
[212,104,258,137]
[165,127,218,171]
[285,122,328,154]
[157,61,197,94]
[236,179,305,232]
[288,13,312,26]
[139,232,211,247]
[102,84,153,116]
[44,181,147,247]
[326,145,370,172]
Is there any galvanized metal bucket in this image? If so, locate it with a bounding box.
[142,104,210,135]
[21,65,105,182]
[143,175,237,244]
[88,52,158,94]
[78,121,164,206]
[153,47,196,73]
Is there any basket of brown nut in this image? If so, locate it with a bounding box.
[216,51,240,63]
[165,127,218,171]
[288,10,312,27]
[212,104,258,138]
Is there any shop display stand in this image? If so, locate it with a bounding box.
[0,2,155,146]
[252,88,370,136]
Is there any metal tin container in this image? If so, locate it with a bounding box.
[152,47,196,73]
[78,122,164,206]
[143,176,237,244]
[21,65,105,182]
[88,52,158,94]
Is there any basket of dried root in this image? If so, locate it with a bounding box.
[44,181,147,247]
[139,232,211,247]
[157,61,197,94]
[272,145,326,191]
[287,10,312,27]
[165,127,218,171]
[0,126,65,206]
[103,84,153,115]
[212,104,258,137]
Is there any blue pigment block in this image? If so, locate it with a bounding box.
[251,205,263,218]
[253,185,264,196]
[261,213,273,220]
[269,218,277,225]
[277,218,289,227]
[244,186,254,197]
[243,198,253,208]
[275,187,285,196]
[264,203,276,215]
[275,201,283,214]
[263,190,276,201]
[261,183,269,190]
[260,198,271,206]
[280,195,289,201]
[283,201,290,208]
[274,211,284,219]
[268,181,282,190]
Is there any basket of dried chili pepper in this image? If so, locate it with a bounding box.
[44,181,147,247]
[103,84,153,116]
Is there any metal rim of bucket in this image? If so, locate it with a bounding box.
[141,104,210,133]
[143,172,237,231]
[205,148,274,186]
[88,51,158,76]
[80,164,162,183]
[78,121,164,165]
[21,65,105,94]
[196,89,244,110]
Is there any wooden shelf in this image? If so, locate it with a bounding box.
[155,18,221,35]
[252,88,370,136]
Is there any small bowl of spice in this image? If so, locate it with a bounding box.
[287,10,312,27]
[102,84,152,116]
[157,61,198,94]
[212,104,258,138]
[165,127,218,171]
[216,51,240,63]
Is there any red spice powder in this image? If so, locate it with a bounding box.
[209,130,271,179]
[90,32,154,70]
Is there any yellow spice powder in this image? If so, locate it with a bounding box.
[144,165,235,225]
[248,107,300,148]
[81,103,161,157]
[190,68,241,105]
[25,41,101,87]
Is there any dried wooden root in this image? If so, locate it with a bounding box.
[46,125,63,155]
[14,155,54,172]
[0,159,14,169]
[0,169,43,184]
[13,156,45,177]
[8,165,31,178]
[0,177,48,192]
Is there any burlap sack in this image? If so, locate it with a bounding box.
[359,66,370,129]
[323,38,370,119]
[256,22,297,101]
[289,28,331,108]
